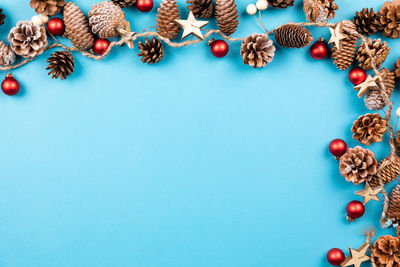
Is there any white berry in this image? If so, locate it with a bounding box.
[246,4,257,15]
[39,14,49,24]
[256,0,269,10]
[31,15,42,26]
[396,107,400,117]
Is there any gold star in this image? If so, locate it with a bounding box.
[354,75,379,98]
[341,243,370,267]
[355,183,382,204]
[328,22,348,49]
[175,11,209,40]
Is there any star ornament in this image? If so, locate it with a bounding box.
[175,11,209,40]
[328,22,348,49]
[354,75,379,98]
[341,243,370,267]
[355,182,382,204]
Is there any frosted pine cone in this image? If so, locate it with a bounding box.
[274,24,313,48]
[379,1,400,39]
[112,0,136,8]
[215,0,239,36]
[156,0,181,40]
[353,8,383,36]
[89,1,127,39]
[351,113,387,146]
[240,34,275,69]
[372,235,400,267]
[331,20,358,70]
[268,0,294,8]
[46,51,74,80]
[187,0,213,19]
[30,0,65,16]
[365,90,386,111]
[137,37,164,64]
[303,0,338,23]
[356,38,390,70]
[364,69,394,111]
[0,41,16,66]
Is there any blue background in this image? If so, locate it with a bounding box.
[0,0,398,266]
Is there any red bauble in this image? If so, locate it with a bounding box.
[348,67,367,85]
[47,17,65,36]
[136,0,153,12]
[346,200,365,220]
[93,38,110,56]
[329,139,347,157]
[327,248,345,266]
[1,74,20,96]
[210,39,229,58]
[310,40,328,60]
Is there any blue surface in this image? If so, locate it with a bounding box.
[0,0,399,266]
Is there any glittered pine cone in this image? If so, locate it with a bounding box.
[370,155,400,187]
[0,41,16,67]
[268,0,294,8]
[156,0,181,40]
[372,235,400,267]
[137,37,164,64]
[112,0,136,8]
[0,9,5,26]
[215,0,239,36]
[394,57,400,81]
[303,0,338,23]
[331,20,358,70]
[187,0,213,19]
[351,113,387,146]
[339,146,377,185]
[353,8,383,36]
[240,34,275,69]
[8,20,47,58]
[274,24,313,48]
[89,1,127,39]
[46,51,74,80]
[356,38,390,70]
[379,1,400,39]
[30,0,65,16]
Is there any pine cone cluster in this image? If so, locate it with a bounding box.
[268,0,294,9]
[365,69,395,111]
[0,41,16,67]
[187,0,213,19]
[8,20,48,58]
[387,185,400,224]
[89,1,127,39]
[240,34,275,69]
[370,155,400,187]
[353,8,383,36]
[112,0,136,8]
[137,37,164,64]
[356,38,390,70]
[0,8,5,26]
[331,20,358,70]
[156,0,181,40]
[30,0,65,16]
[351,113,387,146]
[303,0,338,23]
[339,146,377,185]
[379,1,400,39]
[372,235,400,267]
[394,57,400,81]
[46,51,74,80]
[274,24,313,48]
[215,0,239,36]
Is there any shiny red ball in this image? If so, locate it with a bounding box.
[47,17,65,36]
[1,74,20,96]
[347,200,365,219]
[93,38,110,56]
[327,248,345,266]
[136,0,153,12]
[210,39,229,58]
[329,139,347,157]
[310,40,328,60]
[348,67,367,85]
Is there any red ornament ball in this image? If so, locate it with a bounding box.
[348,67,367,85]
[1,74,20,96]
[310,40,328,60]
[327,248,345,266]
[329,139,347,157]
[93,38,110,56]
[136,0,153,12]
[210,39,229,58]
[346,200,365,220]
[47,17,65,36]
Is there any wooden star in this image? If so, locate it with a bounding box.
[175,11,209,40]
[328,22,348,49]
[341,243,370,267]
[355,182,382,204]
[354,75,379,98]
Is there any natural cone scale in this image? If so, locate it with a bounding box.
[331,20,358,70]
[137,37,164,64]
[274,24,313,48]
[46,51,75,80]
[240,34,275,69]
[156,0,181,40]
[112,0,136,8]
[303,0,338,23]
[30,0,65,16]
[89,1,127,39]
[187,0,213,19]
[268,0,294,9]
[353,8,383,36]
[369,155,400,187]
[215,0,239,36]
[356,38,390,70]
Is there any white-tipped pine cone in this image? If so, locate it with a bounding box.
[89,1,127,39]
[0,41,16,66]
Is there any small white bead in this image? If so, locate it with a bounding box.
[256,0,269,10]
[246,4,257,15]
[31,15,42,26]
[39,14,49,24]
[396,107,400,117]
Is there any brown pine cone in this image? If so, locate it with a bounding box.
[89,1,127,39]
[137,37,164,64]
[370,155,400,187]
[215,0,239,36]
[339,146,377,185]
[387,185,400,224]
[364,68,395,111]
[372,235,400,267]
[353,8,383,36]
[156,0,181,40]
[395,130,400,156]
[187,0,213,19]
[46,51,74,80]
[331,20,358,70]
[0,9,5,26]
[377,68,395,96]
[356,38,390,70]
[303,0,338,23]
[240,34,275,69]
[0,41,16,67]
[351,113,387,146]
[268,0,294,9]
[64,2,95,50]
[274,24,313,48]
[112,0,136,8]
[30,0,65,16]
[8,21,48,58]
[394,57,400,81]
[379,1,400,39]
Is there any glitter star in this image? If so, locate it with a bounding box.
[175,11,209,40]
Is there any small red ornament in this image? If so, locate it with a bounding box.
[329,139,347,157]
[136,0,153,12]
[327,248,345,266]
[47,17,65,36]
[1,74,20,96]
[348,67,367,85]
[310,39,328,60]
[209,39,229,58]
[93,38,110,56]
[346,200,365,221]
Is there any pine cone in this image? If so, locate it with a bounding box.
[394,57,400,81]
[372,235,400,267]
[370,155,400,187]
[353,8,383,36]
[112,0,136,8]
[89,1,127,39]
[137,37,164,64]
[30,0,65,16]
[274,24,313,48]
[387,185,400,224]
[365,90,387,111]
[268,0,294,8]
[0,41,16,67]
[187,0,213,19]
[364,69,395,111]
[331,20,358,70]
[0,8,5,26]
[356,38,390,70]
[395,130,400,156]
[215,0,239,36]
[379,1,400,39]
[46,51,74,80]
[339,146,377,185]
[156,0,181,40]
[64,2,95,50]
[303,0,338,23]
[351,113,387,146]
[240,34,275,69]
[8,20,47,58]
